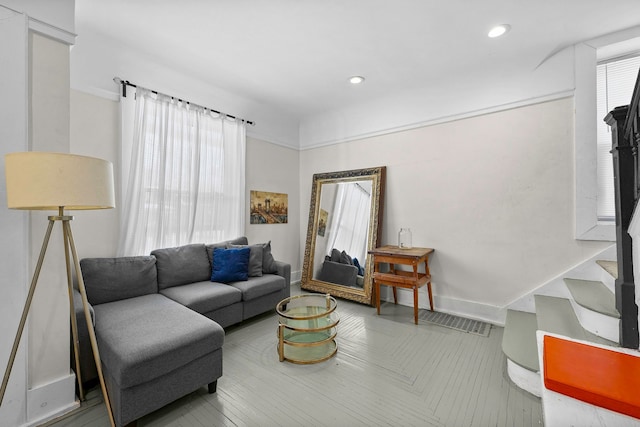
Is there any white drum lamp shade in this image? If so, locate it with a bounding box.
[5,152,115,211]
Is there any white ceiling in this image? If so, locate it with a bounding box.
[75,0,640,119]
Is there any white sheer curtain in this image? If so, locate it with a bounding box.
[326,182,371,263]
[118,87,246,256]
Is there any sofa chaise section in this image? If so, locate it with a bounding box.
[78,255,224,427]
[94,294,223,426]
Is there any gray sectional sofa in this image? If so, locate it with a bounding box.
[73,237,290,427]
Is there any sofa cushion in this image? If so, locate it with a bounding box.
[228,274,286,301]
[151,244,210,290]
[211,247,250,282]
[160,281,242,314]
[340,250,354,265]
[258,241,278,274]
[80,256,158,305]
[228,243,263,277]
[206,236,248,265]
[94,294,224,389]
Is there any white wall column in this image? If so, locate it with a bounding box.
[0,1,77,425]
[0,6,29,427]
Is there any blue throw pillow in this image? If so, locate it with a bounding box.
[211,247,250,283]
[353,257,364,276]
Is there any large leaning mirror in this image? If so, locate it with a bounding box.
[301,166,386,305]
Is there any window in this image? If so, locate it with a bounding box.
[574,37,640,241]
[118,87,246,256]
[596,55,640,221]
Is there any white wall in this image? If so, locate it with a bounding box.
[70,25,300,149]
[28,31,71,388]
[69,90,120,257]
[0,7,29,427]
[26,32,77,425]
[245,137,301,275]
[300,97,610,322]
[299,44,575,148]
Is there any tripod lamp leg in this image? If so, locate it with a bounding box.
[64,222,115,427]
[63,221,85,401]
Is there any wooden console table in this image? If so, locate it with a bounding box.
[369,245,434,324]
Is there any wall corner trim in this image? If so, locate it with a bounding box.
[299,90,574,151]
[28,17,76,45]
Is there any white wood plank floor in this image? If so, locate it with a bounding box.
[48,285,543,427]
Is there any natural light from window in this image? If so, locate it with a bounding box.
[596,54,640,221]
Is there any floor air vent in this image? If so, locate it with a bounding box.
[418,310,491,337]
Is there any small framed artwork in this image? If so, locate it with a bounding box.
[318,209,328,237]
[250,190,288,224]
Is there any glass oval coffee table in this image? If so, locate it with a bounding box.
[276,293,339,364]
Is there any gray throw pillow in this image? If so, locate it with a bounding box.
[206,236,249,268]
[330,248,341,263]
[259,241,278,274]
[340,250,354,265]
[227,243,264,277]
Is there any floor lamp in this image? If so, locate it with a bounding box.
[1,152,116,427]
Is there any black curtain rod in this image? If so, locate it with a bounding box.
[115,78,255,126]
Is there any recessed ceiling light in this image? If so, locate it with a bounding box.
[349,76,365,84]
[488,24,511,38]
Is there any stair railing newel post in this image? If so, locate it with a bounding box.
[605,105,640,349]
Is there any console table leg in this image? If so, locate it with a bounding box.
[413,287,419,324]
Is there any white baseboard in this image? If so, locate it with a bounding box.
[26,373,78,427]
[290,269,302,285]
[380,287,506,326]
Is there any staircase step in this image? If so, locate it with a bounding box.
[503,309,539,372]
[534,295,617,346]
[563,278,620,318]
[596,260,618,279]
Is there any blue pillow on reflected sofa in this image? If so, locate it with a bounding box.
[211,247,250,283]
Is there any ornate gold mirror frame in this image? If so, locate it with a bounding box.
[301,166,386,305]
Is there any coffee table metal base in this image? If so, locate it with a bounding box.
[276,294,339,364]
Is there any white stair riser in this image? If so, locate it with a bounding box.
[569,298,620,343]
[506,358,541,397]
[599,268,616,293]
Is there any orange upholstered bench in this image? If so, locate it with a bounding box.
[543,335,640,419]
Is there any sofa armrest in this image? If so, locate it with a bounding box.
[73,288,95,327]
[273,260,291,287]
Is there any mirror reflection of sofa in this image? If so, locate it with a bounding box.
[318,248,364,288]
